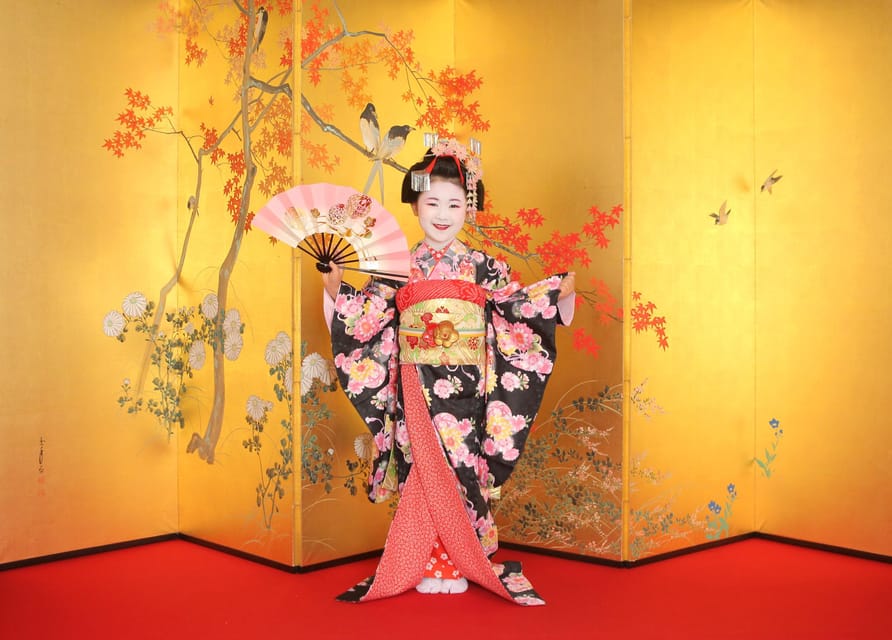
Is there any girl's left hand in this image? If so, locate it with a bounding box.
[558,272,576,300]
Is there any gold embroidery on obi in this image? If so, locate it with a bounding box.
[399,297,486,366]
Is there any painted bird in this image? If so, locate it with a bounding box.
[252,6,268,52]
[359,103,380,155]
[761,169,782,194]
[709,200,731,225]
[378,125,413,160]
[361,108,413,201]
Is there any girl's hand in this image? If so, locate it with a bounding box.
[322,262,343,299]
[558,272,576,300]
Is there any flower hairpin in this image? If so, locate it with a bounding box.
[410,135,484,211]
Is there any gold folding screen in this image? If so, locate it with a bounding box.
[2,0,889,569]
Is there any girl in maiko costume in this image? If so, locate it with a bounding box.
[322,139,575,606]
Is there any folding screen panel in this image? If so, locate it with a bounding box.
[628,0,891,558]
[750,0,892,555]
[0,0,180,564]
[168,2,298,565]
[627,0,756,559]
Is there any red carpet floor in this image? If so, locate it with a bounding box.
[1,537,889,639]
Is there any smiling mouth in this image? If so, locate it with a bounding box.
[433,224,451,230]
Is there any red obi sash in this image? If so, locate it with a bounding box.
[396,280,487,312]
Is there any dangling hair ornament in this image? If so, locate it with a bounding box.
[410,134,484,211]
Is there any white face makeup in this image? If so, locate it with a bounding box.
[412,178,468,250]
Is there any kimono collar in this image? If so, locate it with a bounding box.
[416,238,468,261]
[423,241,453,263]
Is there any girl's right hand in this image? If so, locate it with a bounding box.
[322,261,343,299]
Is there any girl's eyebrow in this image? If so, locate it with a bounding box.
[420,195,463,204]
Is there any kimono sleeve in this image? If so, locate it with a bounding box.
[329,278,401,502]
[483,273,565,487]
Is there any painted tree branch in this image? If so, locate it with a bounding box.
[300,93,407,172]
[187,0,268,463]
[133,105,245,396]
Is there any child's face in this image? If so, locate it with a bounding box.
[412,178,468,249]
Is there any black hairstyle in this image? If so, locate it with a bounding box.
[400,151,485,212]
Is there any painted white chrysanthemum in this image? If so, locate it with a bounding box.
[300,369,313,397]
[222,308,242,337]
[354,433,374,459]
[284,366,293,394]
[188,341,206,370]
[184,322,195,335]
[224,332,243,360]
[320,361,334,386]
[103,310,125,337]
[304,352,331,382]
[121,292,147,318]
[201,293,219,319]
[301,352,330,396]
[265,331,292,366]
[246,394,273,422]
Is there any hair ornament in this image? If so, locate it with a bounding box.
[409,135,484,211]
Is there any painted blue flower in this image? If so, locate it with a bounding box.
[708,500,722,514]
[769,418,780,429]
[727,483,737,497]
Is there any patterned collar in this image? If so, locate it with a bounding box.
[424,241,451,263]
[416,239,467,261]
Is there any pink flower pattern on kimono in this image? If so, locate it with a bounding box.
[474,455,493,487]
[458,259,477,280]
[433,376,462,399]
[484,401,527,461]
[447,443,473,468]
[377,327,398,357]
[519,295,557,320]
[394,416,411,456]
[334,349,387,396]
[372,427,391,456]
[492,315,554,378]
[370,385,392,411]
[370,464,386,491]
[515,595,547,606]
[503,571,535,594]
[334,292,364,317]
[516,276,561,320]
[500,371,529,392]
[473,515,498,556]
[513,349,554,377]
[494,316,535,355]
[432,413,474,457]
[335,292,394,344]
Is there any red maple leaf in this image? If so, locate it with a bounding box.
[572,328,601,359]
[280,37,293,68]
[517,207,544,227]
[185,37,208,66]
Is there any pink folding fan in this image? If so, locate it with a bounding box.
[252,183,410,281]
